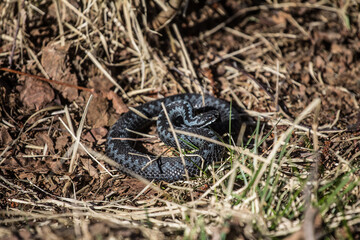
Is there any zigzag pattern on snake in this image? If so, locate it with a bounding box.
[106,94,240,182]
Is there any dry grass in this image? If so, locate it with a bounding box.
[1,0,360,239]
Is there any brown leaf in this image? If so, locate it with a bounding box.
[80,158,99,178]
[86,95,110,128]
[18,77,55,110]
[331,43,344,54]
[55,134,70,151]
[314,56,325,69]
[271,11,287,26]
[18,228,32,240]
[47,160,67,175]
[106,91,129,114]
[88,76,113,93]
[41,43,79,101]
[35,132,55,154]
[83,127,108,143]
[0,126,13,146]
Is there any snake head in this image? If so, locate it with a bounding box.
[194,109,219,128]
[157,100,220,129]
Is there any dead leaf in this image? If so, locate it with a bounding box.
[80,158,99,178]
[41,42,79,102]
[88,76,113,93]
[18,77,55,110]
[83,127,108,143]
[314,56,325,69]
[86,95,110,128]
[0,126,12,146]
[271,11,287,26]
[35,132,55,154]
[106,91,129,114]
[331,43,343,54]
[47,160,67,175]
[55,134,70,151]
[18,228,32,240]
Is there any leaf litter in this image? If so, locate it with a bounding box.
[1,0,360,239]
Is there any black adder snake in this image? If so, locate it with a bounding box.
[106,94,240,182]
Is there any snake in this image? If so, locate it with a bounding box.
[106,94,240,182]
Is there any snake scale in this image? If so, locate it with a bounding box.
[106,94,240,182]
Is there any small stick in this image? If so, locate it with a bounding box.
[9,1,23,67]
[160,102,191,183]
[0,67,94,93]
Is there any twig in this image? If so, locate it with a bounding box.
[0,68,94,93]
[160,102,191,182]
[9,0,24,66]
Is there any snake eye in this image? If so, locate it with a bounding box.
[174,116,184,126]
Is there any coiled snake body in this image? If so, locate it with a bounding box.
[106,94,240,182]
